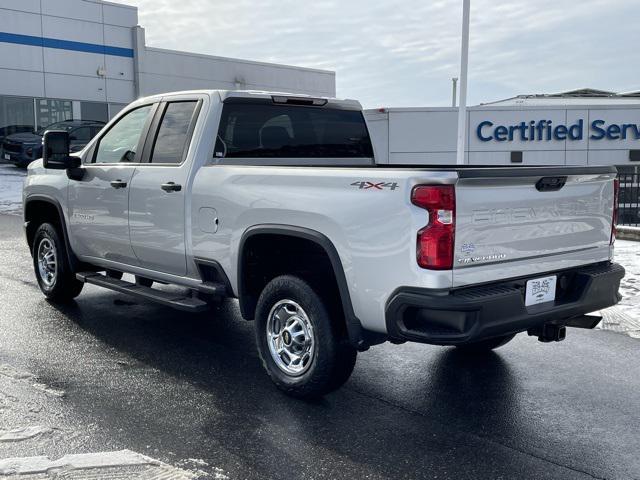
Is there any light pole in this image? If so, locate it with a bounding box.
[456,0,470,165]
[451,77,458,107]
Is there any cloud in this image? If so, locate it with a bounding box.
[123,0,639,107]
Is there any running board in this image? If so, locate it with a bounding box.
[199,281,227,295]
[76,272,209,312]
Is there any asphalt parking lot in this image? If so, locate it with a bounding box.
[0,208,639,479]
[0,163,639,479]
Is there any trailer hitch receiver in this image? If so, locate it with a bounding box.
[528,324,566,343]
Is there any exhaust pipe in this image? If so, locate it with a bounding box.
[528,324,566,343]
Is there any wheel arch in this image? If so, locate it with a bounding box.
[24,194,78,270]
[237,225,381,350]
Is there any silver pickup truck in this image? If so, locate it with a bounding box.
[23,90,624,398]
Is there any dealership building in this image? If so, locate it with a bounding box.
[365,89,640,170]
[0,0,335,141]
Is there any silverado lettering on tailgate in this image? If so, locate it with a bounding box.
[472,199,602,225]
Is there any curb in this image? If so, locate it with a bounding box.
[618,226,640,241]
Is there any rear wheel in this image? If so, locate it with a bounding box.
[255,275,357,399]
[455,333,516,353]
[32,223,83,302]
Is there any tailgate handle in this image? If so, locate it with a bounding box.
[536,176,567,192]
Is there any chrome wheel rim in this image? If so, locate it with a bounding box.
[37,237,57,289]
[266,299,315,376]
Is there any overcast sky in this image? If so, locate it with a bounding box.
[124,0,639,108]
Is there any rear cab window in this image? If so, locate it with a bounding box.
[149,101,199,164]
[214,99,373,162]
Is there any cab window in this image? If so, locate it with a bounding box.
[215,102,373,159]
[93,105,153,164]
[149,101,198,164]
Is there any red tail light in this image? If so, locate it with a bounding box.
[411,185,455,270]
[611,178,619,245]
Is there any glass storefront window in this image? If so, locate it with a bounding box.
[36,99,73,130]
[0,96,36,143]
[81,102,109,123]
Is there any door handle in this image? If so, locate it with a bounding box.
[110,179,127,189]
[161,182,182,192]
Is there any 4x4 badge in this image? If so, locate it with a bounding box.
[351,181,398,190]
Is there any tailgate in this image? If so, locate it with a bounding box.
[453,166,616,287]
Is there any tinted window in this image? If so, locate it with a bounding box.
[150,102,197,164]
[70,127,92,143]
[215,103,373,158]
[94,105,153,164]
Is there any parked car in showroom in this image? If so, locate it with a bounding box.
[0,124,34,159]
[3,119,105,167]
[0,124,34,144]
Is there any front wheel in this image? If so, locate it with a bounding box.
[455,333,516,353]
[32,223,83,302]
[255,275,357,399]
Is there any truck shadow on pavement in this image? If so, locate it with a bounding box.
[40,294,598,479]
[405,348,519,429]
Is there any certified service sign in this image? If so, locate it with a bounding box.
[477,119,640,142]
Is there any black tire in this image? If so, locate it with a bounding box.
[255,275,357,399]
[135,276,153,288]
[32,222,83,302]
[455,333,516,353]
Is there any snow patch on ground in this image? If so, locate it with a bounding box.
[30,384,65,398]
[178,458,229,479]
[0,365,35,381]
[0,449,203,478]
[0,164,25,216]
[0,364,65,398]
[599,240,640,338]
[0,426,52,443]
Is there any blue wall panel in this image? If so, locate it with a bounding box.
[0,31,134,58]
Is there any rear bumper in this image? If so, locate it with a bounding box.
[385,262,625,345]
